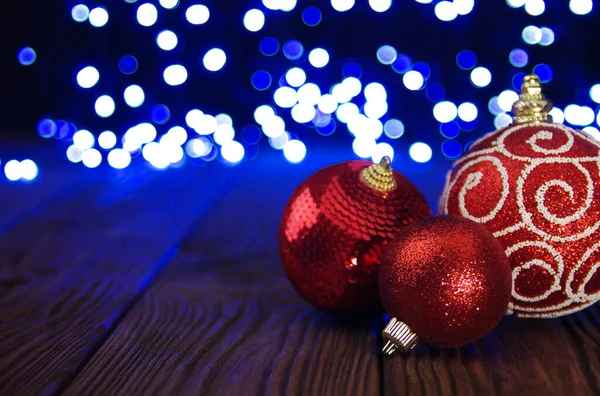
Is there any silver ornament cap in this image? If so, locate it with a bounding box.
[382,317,419,356]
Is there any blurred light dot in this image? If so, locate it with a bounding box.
[336,102,359,123]
[409,142,432,163]
[186,109,204,129]
[291,103,317,124]
[156,30,178,51]
[274,86,298,108]
[343,62,363,78]
[303,7,322,25]
[507,0,526,7]
[498,90,519,112]
[283,140,307,163]
[186,4,209,25]
[426,83,446,102]
[440,122,460,138]
[570,0,593,15]
[82,149,102,168]
[20,160,38,181]
[458,102,478,122]
[308,48,329,68]
[442,140,462,158]
[509,48,529,67]
[124,85,145,108]
[454,0,475,15]
[433,101,458,123]
[244,9,265,32]
[590,84,600,104]
[262,116,285,137]
[369,0,392,12]
[364,101,388,119]
[37,119,57,138]
[259,37,279,56]
[286,68,306,88]
[163,64,188,86]
[283,40,304,60]
[159,0,179,9]
[583,126,600,140]
[137,3,158,26]
[297,83,321,105]
[412,62,431,80]
[196,115,218,135]
[331,0,355,12]
[549,107,564,123]
[488,96,503,115]
[280,0,298,12]
[73,130,95,150]
[214,124,235,146]
[151,105,171,124]
[525,0,545,15]
[203,48,226,71]
[512,72,526,91]
[317,118,337,135]
[384,119,404,139]
[470,67,492,88]
[186,137,212,157]
[403,70,424,90]
[494,113,513,129]
[416,0,433,3]
[89,7,109,27]
[95,96,115,118]
[435,1,458,21]
[251,70,272,91]
[540,27,555,46]
[565,104,595,126]
[165,126,188,146]
[77,66,99,88]
[372,143,394,164]
[364,83,387,102]
[242,125,261,144]
[119,56,138,74]
[4,160,22,181]
[254,105,276,125]
[456,50,477,70]
[108,149,131,169]
[377,45,397,65]
[263,0,280,10]
[66,146,84,164]
[72,5,89,22]
[331,83,352,104]
[533,64,553,83]
[318,94,338,114]
[221,141,245,164]
[98,131,117,149]
[342,77,362,97]
[522,25,542,44]
[269,132,290,150]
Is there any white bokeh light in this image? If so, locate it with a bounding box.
[77,66,99,89]
[369,0,392,12]
[262,116,285,138]
[274,87,298,108]
[283,140,307,163]
[73,130,95,150]
[286,68,306,88]
[156,30,178,51]
[522,25,542,45]
[331,0,355,12]
[95,95,115,118]
[20,160,38,181]
[108,149,132,169]
[67,146,83,163]
[583,126,600,141]
[470,67,492,88]
[186,4,210,24]
[433,101,458,123]
[454,0,475,15]
[243,9,265,32]
[403,70,424,91]
[213,124,235,146]
[342,77,362,97]
[353,137,377,159]
[549,107,565,124]
[498,90,520,112]
[590,84,600,104]
[564,104,595,126]
[124,85,145,108]
[159,0,179,9]
[409,142,432,163]
[203,48,227,72]
[137,3,158,27]
[372,143,394,164]
[297,83,321,105]
[291,103,317,124]
[72,5,90,22]
[318,94,338,114]
[308,48,330,68]
[458,102,478,122]
[254,105,276,125]
[364,101,388,119]
[163,65,188,86]
[336,103,359,123]
[525,0,545,16]
[98,131,117,149]
[4,160,22,181]
[507,0,526,7]
[82,149,102,168]
[569,0,593,15]
[364,83,387,102]
[221,141,245,164]
[89,7,109,27]
[435,1,458,21]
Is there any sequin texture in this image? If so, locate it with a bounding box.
[279,160,432,317]
[379,216,512,348]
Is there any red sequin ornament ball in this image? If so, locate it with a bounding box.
[380,216,512,353]
[441,75,600,318]
[279,157,431,317]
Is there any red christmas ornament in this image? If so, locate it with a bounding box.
[441,75,600,318]
[380,215,512,353]
[279,157,431,317]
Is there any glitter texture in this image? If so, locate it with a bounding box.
[279,160,431,317]
[379,216,512,348]
[441,122,600,318]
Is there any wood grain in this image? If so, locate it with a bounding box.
[0,165,233,395]
[382,304,600,396]
[65,161,383,396]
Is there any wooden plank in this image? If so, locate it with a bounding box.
[0,164,234,395]
[382,305,600,395]
[65,160,383,396]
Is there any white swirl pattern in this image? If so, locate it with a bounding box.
[440,123,600,318]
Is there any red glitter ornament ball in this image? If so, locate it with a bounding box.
[441,122,600,318]
[380,216,512,351]
[279,158,431,317]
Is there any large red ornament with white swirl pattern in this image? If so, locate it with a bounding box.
[279,159,431,317]
[441,122,600,318]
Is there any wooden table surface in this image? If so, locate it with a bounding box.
[0,146,598,396]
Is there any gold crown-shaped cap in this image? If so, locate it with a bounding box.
[512,74,553,124]
[360,156,396,193]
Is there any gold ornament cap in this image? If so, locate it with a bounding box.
[360,156,396,193]
[511,74,553,125]
[382,317,419,356]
